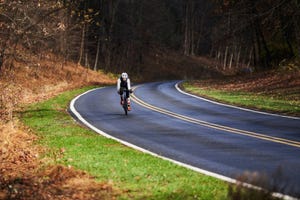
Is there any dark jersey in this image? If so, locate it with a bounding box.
[120,77,128,88]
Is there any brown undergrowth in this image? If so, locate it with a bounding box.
[0,53,117,199]
[190,68,300,102]
[0,121,117,200]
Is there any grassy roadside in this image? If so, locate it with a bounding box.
[21,86,229,200]
[180,81,300,117]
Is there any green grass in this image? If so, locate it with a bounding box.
[182,81,300,116]
[21,86,229,200]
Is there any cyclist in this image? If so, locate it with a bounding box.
[117,72,132,111]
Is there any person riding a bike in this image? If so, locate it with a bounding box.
[117,72,132,111]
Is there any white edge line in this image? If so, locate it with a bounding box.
[69,88,236,181]
[69,87,298,200]
[175,81,300,120]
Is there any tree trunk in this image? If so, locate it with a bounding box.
[78,23,86,66]
[103,0,120,70]
[223,46,228,70]
[94,36,101,71]
[216,48,221,69]
[251,2,271,68]
[295,23,300,58]
[247,48,253,68]
[0,49,4,71]
[183,0,195,56]
[236,46,241,68]
[184,0,190,56]
[229,52,233,69]
[191,15,195,56]
[85,52,89,68]
[292,1,300,57]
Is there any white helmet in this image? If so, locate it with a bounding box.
[121,72,128,79]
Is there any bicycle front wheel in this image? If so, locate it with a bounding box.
[123,98,128,115]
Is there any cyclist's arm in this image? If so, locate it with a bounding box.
[127,79,131,90]
[117,79,121,91]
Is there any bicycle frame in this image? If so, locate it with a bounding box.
[121,88,129,115]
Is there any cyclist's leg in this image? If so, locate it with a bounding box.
[126,89,131,110]
[119,88,124,105]
[126,89,130,99]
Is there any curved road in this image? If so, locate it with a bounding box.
[70,81,300,197]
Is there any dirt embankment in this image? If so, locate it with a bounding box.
[191,69,300,101]
[0,54,118,199]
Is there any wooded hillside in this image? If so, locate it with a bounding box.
[1,0,299,78]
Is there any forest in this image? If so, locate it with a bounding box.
[1,0,300,78]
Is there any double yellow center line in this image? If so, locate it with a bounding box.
[131,93,300,148]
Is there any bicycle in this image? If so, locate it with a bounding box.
[120,88,132,115]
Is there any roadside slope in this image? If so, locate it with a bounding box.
[181,69,300,117]
[0,54,117,199]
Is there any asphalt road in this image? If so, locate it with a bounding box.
[70,81,300,197]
